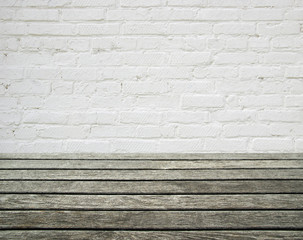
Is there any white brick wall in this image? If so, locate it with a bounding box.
[0,0,303,153]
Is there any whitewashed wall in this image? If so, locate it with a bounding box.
[0,0,303,153]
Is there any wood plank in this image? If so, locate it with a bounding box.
[1,211,302,229]
[1,153,303,160]
[0,169,302,180]
[1,231,303,240]
[1,180,302,194]
[1,194,302,210]
[1,160,302,169]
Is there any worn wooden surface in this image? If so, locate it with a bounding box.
[1,180,302,194]
[1,230,303,240]
[1,169,302,180]
[0,155,302,239]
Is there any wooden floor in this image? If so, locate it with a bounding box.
[0,154,303,239]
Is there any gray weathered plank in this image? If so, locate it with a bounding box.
[1,153,303,160]
[1,231,303,240]
[1,211,302,229]
[0,169,302,180]
[1,194,302,210]
[1,160,302,169]
[1,180,302,194]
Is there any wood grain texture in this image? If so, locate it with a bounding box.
[1,231,303,240]
[1,180,302,194]
[1,156,302,239]
[1,211,302,229]
[1,153,303,160]
[1,160,302,169]
[1,194,302,210]
[1,169,302,180]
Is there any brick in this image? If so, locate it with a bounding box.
[258,111,303,122]
[272,37,303,49]
[96,82,121,94]
[9,80,50,95]
[252,138,293,151]
[295,139,303,151]
[159,139,203,153]
[0,97,17,110]
[91,126,136,138]
[123,82,168,94]
[0,67,23,79]
[62,9,105,21]
[52,81,73,94]
[19,96,44,109]
[197,9,239,20]
[240,95,283,107]
[248,37,270,49]
[168,0,207,6]
[164,111,209,123]
[1,0,302,154]
[0,9,15,20]
[214,23,255,35]
[182,95,224,108]
[23,111,68,124]
[121,0,164,7]
[64,140,110,153]
[223,124,271,137]
[226,38,247,49]
[285,67,303,77]
[25,68,61,80]
[251,0,294,7]
[205,139,247,152]
[242,9,283,21]
[169,23,212,35]
[211,110,256,122]
[39,126,89,139]
[112,140,157,153]
[137,126,175,138]
[148,67,193,78]
[14,127,37,139]
[19,140,63,153]
[285,9,303,20]
[107,9,149,21]
[71,0,115,7]
[285,96,303,107]
[264,52,301,64]
[68,39,90,51]
[194,67,238,78]
[136,95,179,109]
[239,66,284,79]
[78,24,120,35]
[214,53,258,64]
[16,9,59,21]
[270,124,303,136]
[170,52,211,65]
[150,9,196,20]
[123,53,168,66]
[28,24,77,35]
[61,68,97,81]
[0,111,21,125]
[120,112,161,124]
[124,23,166,35]
[170,80,214,93]
[0,23,27,35]
[179,125,221,137]
[208,0,250,7]
[44,96,90,109]
[257,23,300,35]
[92,37,136,51]
[0,141,18,153]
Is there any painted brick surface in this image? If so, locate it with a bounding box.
[0,0,303,153]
